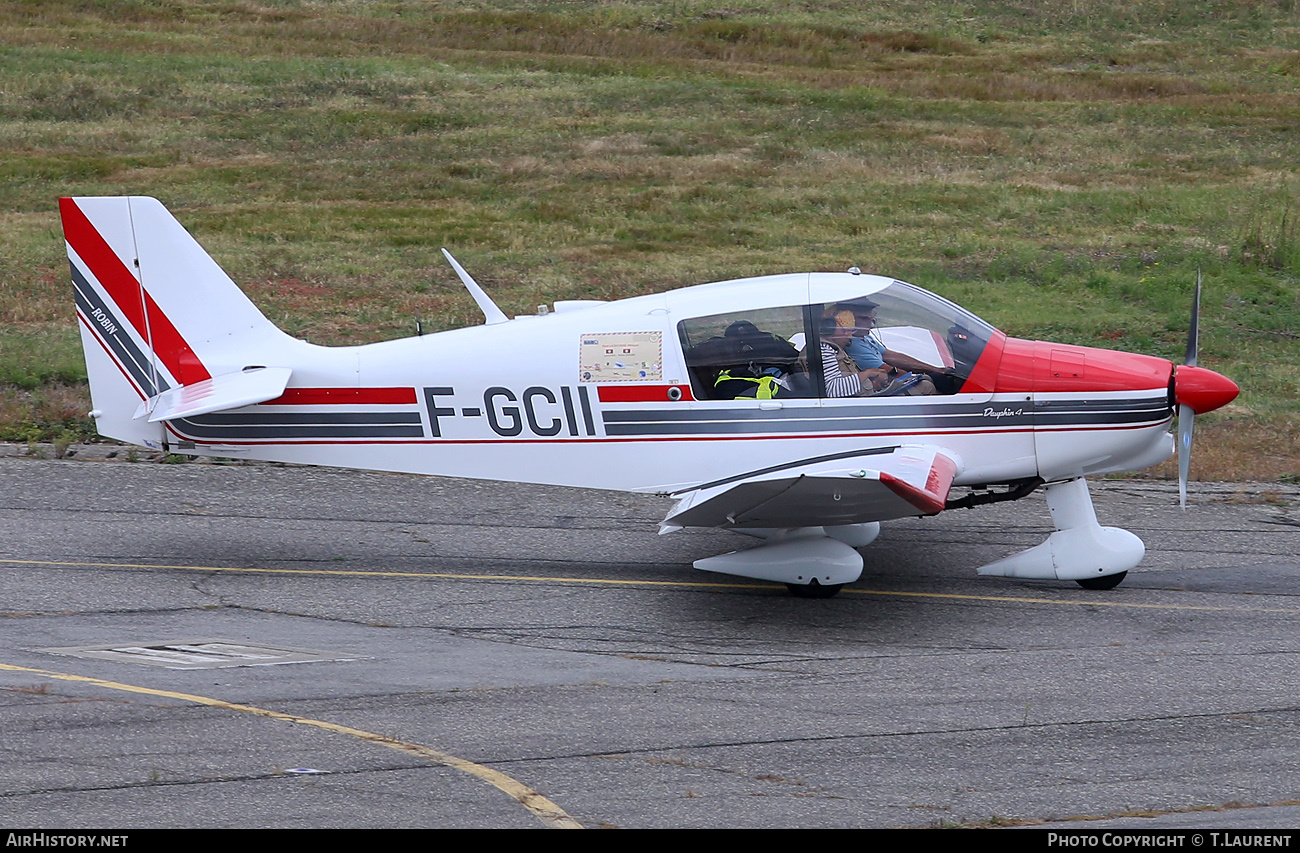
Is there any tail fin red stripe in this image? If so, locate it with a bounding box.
[60,198,148,338]
[60,198,211,385]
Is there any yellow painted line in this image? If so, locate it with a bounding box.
[851,588,1300,612]
[4,557,1299,614]
[0,662,581,829]
[0,557,758,589]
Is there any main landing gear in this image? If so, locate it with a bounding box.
[692,524,878,598]
[690,478,1142,597]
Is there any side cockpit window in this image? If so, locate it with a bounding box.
[678,306,814,400]
[678,282,995,401]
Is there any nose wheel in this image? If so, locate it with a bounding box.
[1076,571,1127,590]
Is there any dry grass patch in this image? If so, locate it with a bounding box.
[1139,417,1300,482]
[0,383,93,443]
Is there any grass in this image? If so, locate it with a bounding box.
[1,0,1298,479]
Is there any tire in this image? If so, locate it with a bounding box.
[1076,571,1127,590]
[785,579,844,598]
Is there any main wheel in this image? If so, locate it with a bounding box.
[1076,571,1127,590]
[785,579,844,599]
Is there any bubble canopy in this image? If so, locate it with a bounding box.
[673,273,997,399]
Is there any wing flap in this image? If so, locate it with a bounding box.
[663,445,960,530]
[134,367,293,423]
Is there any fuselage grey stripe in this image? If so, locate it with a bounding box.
[1034,397,1170,411]
[603,396,1169,424]
[603,410,1166,435]
[601,393,1169,435]
[1033,411,1168,427]
[185,412,423,426]
[602,403,975,422]
[172,408,425,439]
[171,422,425,439]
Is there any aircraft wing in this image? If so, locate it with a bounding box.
[660,445,960,532]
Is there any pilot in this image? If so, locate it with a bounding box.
[818,310,890,397]
[839,299,944,396]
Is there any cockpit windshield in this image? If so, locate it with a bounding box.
[846,281,996,382]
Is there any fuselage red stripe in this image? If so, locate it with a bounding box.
[597,385,696,403]
[264,387,419,405]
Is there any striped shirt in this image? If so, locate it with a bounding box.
[820,341,865,397]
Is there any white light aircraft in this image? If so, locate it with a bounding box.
[62,197,1240,597]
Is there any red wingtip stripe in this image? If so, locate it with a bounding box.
[879,453,957,516]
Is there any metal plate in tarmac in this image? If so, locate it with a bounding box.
[1,458,1298,829]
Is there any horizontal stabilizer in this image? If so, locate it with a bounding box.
[662,445,960,530]
[134,367,292,423]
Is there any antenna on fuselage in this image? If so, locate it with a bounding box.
[441,248,509,325]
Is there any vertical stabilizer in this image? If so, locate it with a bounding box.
[61,196,296,446]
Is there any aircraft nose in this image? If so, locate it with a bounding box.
[1173,364,1239,414]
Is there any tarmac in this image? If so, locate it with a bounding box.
[2,445,1299,829]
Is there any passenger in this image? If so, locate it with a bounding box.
[818,310,889,397]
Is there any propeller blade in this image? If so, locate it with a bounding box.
[1177,402,1194,510]
[1176,271,1204,510]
